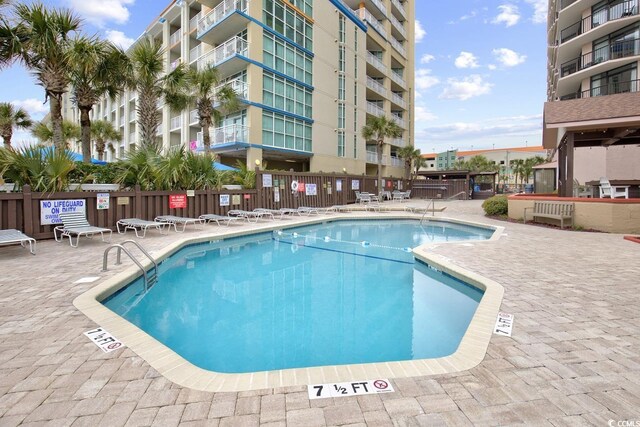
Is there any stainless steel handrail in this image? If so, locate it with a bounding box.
[102,240,158,291]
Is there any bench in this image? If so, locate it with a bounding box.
[523,201,575,229]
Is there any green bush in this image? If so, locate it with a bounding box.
[482,195,508,216]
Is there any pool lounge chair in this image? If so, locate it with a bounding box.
[296,206,321,215]
[227,209,273,223]
[154,215,204,232]
[54,212,112,247]
[253,208,296,219]
[199,214,241,226]
[116,218,168,238]
[0,229,36,255]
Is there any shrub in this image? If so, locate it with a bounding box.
[482,195,508,216]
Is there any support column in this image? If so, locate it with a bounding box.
[557,131,574,197]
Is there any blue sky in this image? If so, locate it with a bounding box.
[0,0,548,152]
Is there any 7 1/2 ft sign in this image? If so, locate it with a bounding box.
[308,379,394,400]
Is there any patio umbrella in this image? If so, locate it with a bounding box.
[213,162,238,171]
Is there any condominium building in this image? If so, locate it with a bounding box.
[65,0,414,175]
[544,0,640,195]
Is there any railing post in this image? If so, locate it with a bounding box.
[23,185,33,236]
[135,184,143,219]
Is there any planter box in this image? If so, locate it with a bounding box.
[68,183,120,192]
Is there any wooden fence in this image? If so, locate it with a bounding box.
[0,172,409,239]
[411,179,469,200]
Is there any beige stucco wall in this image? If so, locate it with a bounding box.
[573,145,640,183]
[509,197,640,233]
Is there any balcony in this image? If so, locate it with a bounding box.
[366,52,387,74]
[217,78,248,100]
[560,38,640,77]
[189,109,199,125]
[198,123,249,148]
[119,116,125,127]
[189,12,201,32]
[129,111,136,122]
[389,156,403,167]
[390,0,407,20]
[560,0,579,9]
[389,14,407,40]
[170,116,182,131]
[366,150,379,163]
[189,45,202,63]
[391,71,406,88]
[354,8,387,39]
[197,36,249,76]
[392,116,405,128]
[390,137,406,148]
[366,101,385,117]
[366,77,387,97]
[390,38,406,58]
[560,1,638,44]
[198,0,249,45]
[561,78,640,100]
[369,0,387,17]
[169,30,181,47]
[391,92,405,108]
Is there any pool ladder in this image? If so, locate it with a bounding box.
[420,199,435,224]
[103,240,158,291]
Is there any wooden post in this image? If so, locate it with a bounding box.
[566,132,574,198]
[23,185,33,236]
[134,185,142,218]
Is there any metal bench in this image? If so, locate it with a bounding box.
[524,201,575,229]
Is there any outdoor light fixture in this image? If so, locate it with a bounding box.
[255,159,261,166]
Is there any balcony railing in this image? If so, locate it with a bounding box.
[198,123,249,147]
[198,0,248,38]
[391,71,406,88]
[391,0,406,19]
[366,101,385,116]
[189,109,199,125]
[119,116,125,127]
[366,52,387,73]
[354,8,387,39]
[197,36,248,70]
[560,38,640,77]
[389,156,403,167]
[189,45,202,63]
[560,78,640,100]
[391,92,405,108]
[389,14,407,39]
[366,77,387,96]
[169,30,181,46]
[129,111,136,122]
[366,151,379,163]
[170,116,182,130]
[390,137,406,147]
[217,78,248,99]
[560,0,578,10]
[392,116,405,128]
[189,12,201,32]
[560,1,638,44]
[369,0,387,16]
[390,38,406,57]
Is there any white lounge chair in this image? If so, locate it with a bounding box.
[599,177,629,199]
[296,206,321,215]
[54,212,112,247]
[154,215,204,232]
[253,208,295,219]
[116,218,168,238]
[0,229,36,255]
[227,210,272,223]
[199,214,241,226]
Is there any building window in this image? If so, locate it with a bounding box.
[338,130,345,157]
[353,134,357,158]
[263,33,313,85]
[262,111,312,152]
[263,0,313,50]
[337,102,345,129]
[263,71,312,118]
[339,14,345,44]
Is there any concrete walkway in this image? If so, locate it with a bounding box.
[1,200,639,426]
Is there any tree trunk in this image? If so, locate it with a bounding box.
[79,107,92,163]
[49,95,65,151]
[377,140,383,194]
[2,131,11,150]
[97,139,105,161]
[202,116,212,155]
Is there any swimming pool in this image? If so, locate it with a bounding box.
[103,219,493,373]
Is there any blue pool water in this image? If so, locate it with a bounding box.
[104,219,492,373]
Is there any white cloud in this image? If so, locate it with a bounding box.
[414,105,438,122]
[440,75,492,101]
[488,64,497,70]
[106,30,135,50]
[420,54,435,64]
[416,114,543,141]
[524,0,548,24]
[66,0,134,27]
[454,51,480,69]
[415,20,426,43]
[493,48,527,67]
[492,4,520,27]
[415,69,440,90]
[11,98,48,119]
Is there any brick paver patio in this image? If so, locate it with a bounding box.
[1,200,639,426]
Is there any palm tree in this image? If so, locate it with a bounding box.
[522,156,545,184]
[167,63,240,155]
[0,102,32,149]
[91,120,120,161]
[129,38,184,151]
[0,3,81,150]
[32,120,80,148]
[361,115,403,191]
[397,146,421,181]
[510,159,525,189]
[69,36,131,163]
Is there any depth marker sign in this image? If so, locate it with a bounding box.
[308,379,394,400]
[84,327,124,353]
[494,312,514,337]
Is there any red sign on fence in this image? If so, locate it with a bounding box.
[169,194,187,209]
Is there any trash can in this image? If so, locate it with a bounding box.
[524,184,534,194]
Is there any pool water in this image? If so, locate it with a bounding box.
[104,220,492,373]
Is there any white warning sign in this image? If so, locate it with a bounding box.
[308,379,394,400]
[494,312,514,337]
[84,327,124,353]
